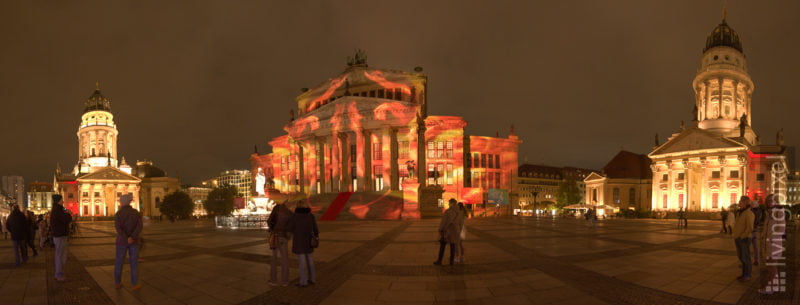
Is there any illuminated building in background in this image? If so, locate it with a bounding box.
[134,160,181,218]
[649,16,788,211]
[54,83,141,216]
[27,182,54,213]
[202,170,252,203]
[183,185,212,216]
[250,54,520,214]
[515,165,594,213]
[584,151,652,212]
[1,176,26,208]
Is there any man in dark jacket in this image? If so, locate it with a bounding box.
[114,194,143,290]
[287,203,319,287]
[26,210,38,257]
[6,205,29,266]
[267,200,293,287]
[50,194,72,281]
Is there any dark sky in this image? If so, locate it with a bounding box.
[2,1,799,185]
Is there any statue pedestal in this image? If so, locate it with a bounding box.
[401,180,420,220]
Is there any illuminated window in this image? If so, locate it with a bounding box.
[613,188,620,204]
[437,163,444,185]
[428,164,435,185]
[712,193,719,208]
[730,193,737,206]
[678,193,684,208]
[730,170,739,178]
[436,141,444,158]
[446,164,454,185]
[712,171,720,179]
[488,154,494,168]
[372,143,382,160]
[400,168,409,178]
[446,141,453,158]
[399,141,409,159]
[473,153,480,168]
[427,141,435,158]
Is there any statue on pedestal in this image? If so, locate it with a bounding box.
[255,168,266,196]
[406,160,416,179]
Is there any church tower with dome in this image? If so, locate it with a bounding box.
[649,12,788,212]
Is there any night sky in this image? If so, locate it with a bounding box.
[2,1,799,185]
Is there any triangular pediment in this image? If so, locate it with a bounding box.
[650,127,746,157]
[584,172,606,182]
[77,167,141,182]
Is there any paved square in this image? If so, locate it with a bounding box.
[0,217,795,304]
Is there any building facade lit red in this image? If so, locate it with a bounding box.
[250,55,520,217]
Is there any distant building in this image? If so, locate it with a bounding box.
[787,171,800,205]
[515,165,594,213]
[134,160,181,218]
[1,176,26,208]
[585,151,653,212]
[27,182,54,213]
[203,170,252,203]
[183,185,212,216]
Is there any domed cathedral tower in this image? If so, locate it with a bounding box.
[693,12,757,144]
[75,82,120,174]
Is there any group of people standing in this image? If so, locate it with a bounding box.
[4,204,40,265]
[729,194,786,295]
[434,199,468,265]
[267,200,319,287]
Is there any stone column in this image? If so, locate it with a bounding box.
[390,128,399,191]
[704,80,711,119]
[717,78,724,118]
[339,133,350,192]
[416,118,427,187]
[297,142,305,194]
[330,135,339,192]
[733,80,740,118]
[362,129,372,192]
[317,137,326,194]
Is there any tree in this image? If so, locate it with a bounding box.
[159,191,194,222]
[203,185,237,216]
[556,178,583,208]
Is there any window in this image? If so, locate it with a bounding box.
[377,89,385,98]
[730,193,737,206]
[446,164,454,185]
[437,163,445,185]
[613,188,620,204]
[712,193,719,208]
[82,192,88,197]
[757,174,765,181]
[678,193,684,208]
[394,88,403,101]
[350,144,357,162]
[629,188,636,205]
[436,141,444,158]
[427,141,435,158]
[730,170,739,178]
[446,141,453,159]
[473,153,480,168]
[428,164,436,185]
[677,173,685,180]
[488,154,494,168]
[495,155,500,168]
[712,171,721,179]
[372,143,382,160]
[399,141,409,159]
[386,89,394,100]
[369,90,375,97]
[94,192,100,197]
[481,154,487,168]
[662,174,668,181]
[662,194,668,209]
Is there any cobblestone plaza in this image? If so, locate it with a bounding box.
[0,217,795,305]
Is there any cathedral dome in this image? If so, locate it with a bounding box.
[704,20,743,53]
[84,83,111,113]
[134,160,166,178]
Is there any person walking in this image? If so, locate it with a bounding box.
[759,194,786,295]
[25,210,39,257]
[114,194,143,290]
[6,205,29,266]
[720,207,729,234]
[434,199,461,266]
[50,194,72,282]
[455,202,467,263]
[732,196,755,282]
[750,200,764,266]
[287,202,319,287]
[267,200,293,287]
[725,205,736,235]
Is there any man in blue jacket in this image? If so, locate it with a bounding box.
[114,194,143,290]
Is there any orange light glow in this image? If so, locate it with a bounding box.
[364,71,411,95]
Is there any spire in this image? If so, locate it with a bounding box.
[95,81,100,91]
[722,0,727,22]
